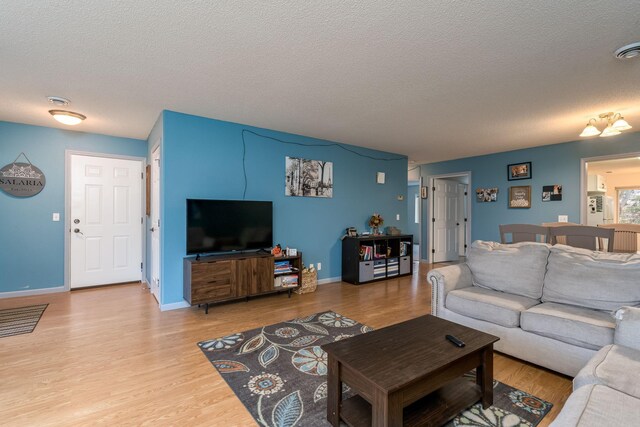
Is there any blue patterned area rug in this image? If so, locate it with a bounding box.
[198,311,552,426]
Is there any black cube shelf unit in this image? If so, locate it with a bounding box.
[341,235,414,285]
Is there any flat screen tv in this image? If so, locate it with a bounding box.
[186,199,273,255]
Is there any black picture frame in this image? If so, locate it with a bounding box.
[507,162,532,181]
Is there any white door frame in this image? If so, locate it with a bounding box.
[64,150,147,291]
[149,141,161,305]
[426,171,473,264]
[580,151,640,225]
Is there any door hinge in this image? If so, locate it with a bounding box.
[432,217,435,222]
[141,172,144,179]
[432,249,436,254]
[464,218,468,222]
[140,262,143,270]
[141,217,143,224]
[464,191,468,196]
[432,187,436,192]
[464,244,468,249]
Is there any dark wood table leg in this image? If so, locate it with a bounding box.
[327,354,342,426]
[476,346,494,409]
[372,389,403,427]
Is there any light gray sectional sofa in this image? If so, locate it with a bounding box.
[428,241,640,425]
[550,306,640,426]
[427,241,640,376]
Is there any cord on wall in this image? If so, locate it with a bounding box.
[241,129,405,199]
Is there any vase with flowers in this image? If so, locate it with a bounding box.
[368,213,384,235]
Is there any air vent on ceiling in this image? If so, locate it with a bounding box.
[615,42,640,60]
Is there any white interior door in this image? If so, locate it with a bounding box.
[150,146,161,302]
[432,179,461,263]
[70,154,143,288]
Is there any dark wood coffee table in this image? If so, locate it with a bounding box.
[321,315,499,427]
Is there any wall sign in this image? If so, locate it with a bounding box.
[0,153,46,197]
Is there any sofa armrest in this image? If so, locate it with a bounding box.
[614,306,640,351]
[427,264,472,317]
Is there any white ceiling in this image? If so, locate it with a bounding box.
[1,1,639,163]
[588,157,640,175]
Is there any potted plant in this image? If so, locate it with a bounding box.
[368,213,384,235]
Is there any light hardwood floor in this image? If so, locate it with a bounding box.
[0,262,572,426]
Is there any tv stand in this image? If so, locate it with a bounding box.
[183,251,303,313]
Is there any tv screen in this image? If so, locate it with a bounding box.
[186,199,273,255]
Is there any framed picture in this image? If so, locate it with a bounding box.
[509,186,531,208]
[285,157,333,198]
[542,185,562,202]
[420,186,428,199]
[507,162,532,181]
[476,187,498,203]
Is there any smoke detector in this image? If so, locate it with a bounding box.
[47,96,71,106]
[615,42,640,60]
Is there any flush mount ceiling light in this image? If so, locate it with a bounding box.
[49,110,86,126]
[579,112,632,138]
[615,42,640,60]
[46,96,86,125]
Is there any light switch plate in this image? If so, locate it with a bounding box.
[396,214,400,220]
[558,215,568,223]
[52,213,60,222]
[376,172,385,184]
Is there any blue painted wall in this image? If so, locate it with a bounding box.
[161,111,408,304]
[0,121,147,293]
[419,131,640,256]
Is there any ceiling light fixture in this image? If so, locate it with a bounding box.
[49,110,86,126]
[579,112,632,138]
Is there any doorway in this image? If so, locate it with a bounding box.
[150,145,161,303]
[66,152,145,289]
[427,172,471,263]
[581,153,640,225]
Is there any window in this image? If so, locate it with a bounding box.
[618,188,640,224]
[414,194,420,224]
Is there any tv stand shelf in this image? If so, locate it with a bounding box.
[183,252,302,314]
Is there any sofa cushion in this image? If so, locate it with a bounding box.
[574,344,640,398]
[520,303,614,350]
[542,244,640,312]
[446,286,540,328]
[467,241,550,300]
[549,384,640,427]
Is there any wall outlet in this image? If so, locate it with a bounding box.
[52,213,60,221]
[317,263,322,271]
[558,215,569,223]
[396,214,400,220]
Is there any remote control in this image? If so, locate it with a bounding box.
[446,334,465,347]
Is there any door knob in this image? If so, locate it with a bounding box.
[73,228,84,235]
[150,227,156,232]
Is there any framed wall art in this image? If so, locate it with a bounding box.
[509,186,531,208]
[542,185,562,202]
[475,187,498,202]
[507,162,532,181]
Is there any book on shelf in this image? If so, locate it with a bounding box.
[281,274,299,288]
[360,245,373,260]
[400,241,411,256]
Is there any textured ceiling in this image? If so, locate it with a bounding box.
[1,1,639,163]
[588,157,640,175]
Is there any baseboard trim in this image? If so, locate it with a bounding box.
[160,300,191,311]
[318,276,341,285]
[0,286,67,299]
